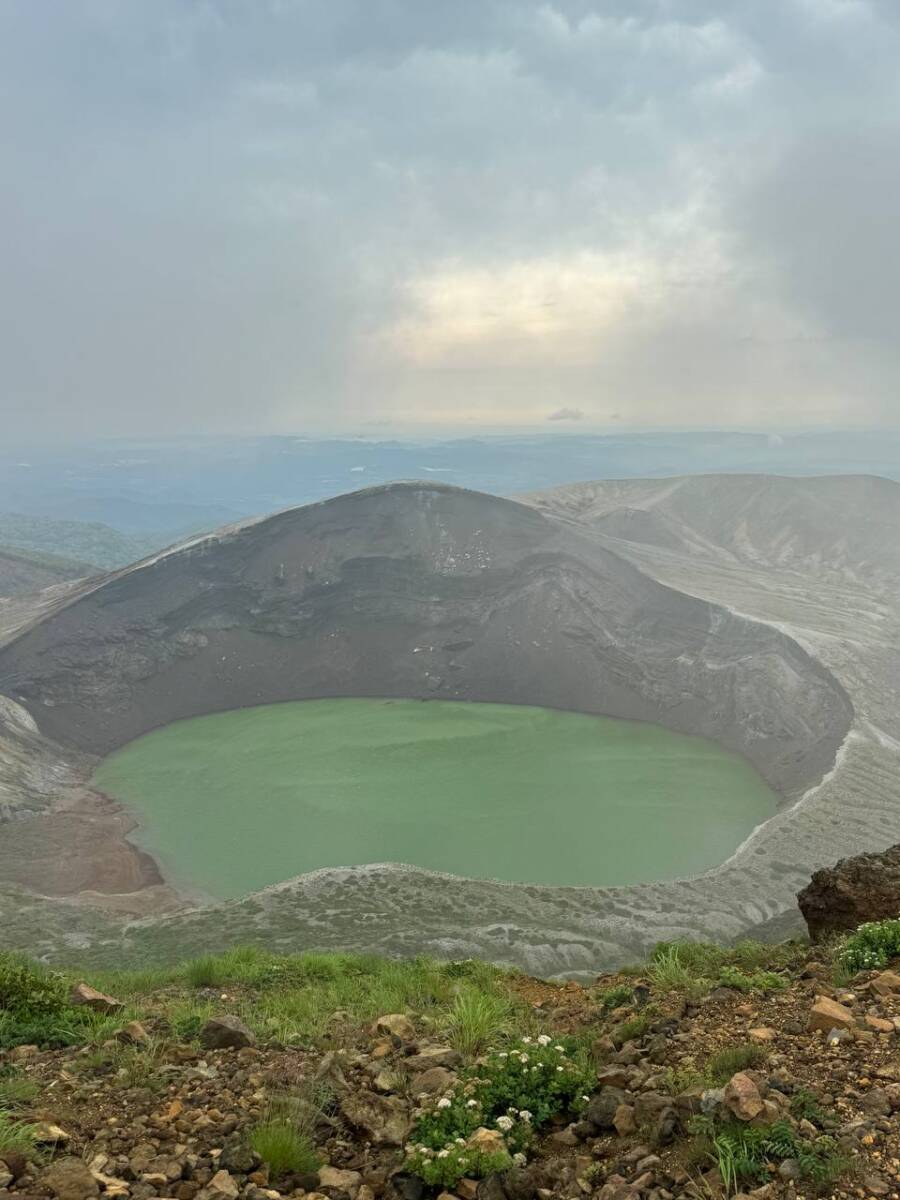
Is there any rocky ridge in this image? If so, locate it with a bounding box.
[799,844,900,942]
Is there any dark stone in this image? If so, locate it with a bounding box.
[861,1088,892,1116]
[391,1174,426,1200]
[710,986,737,1001]
[798,843,900,940]
[634,1092,670,1125]
[218,1139,259,1174]
[476,1176,509,1200]
[653,1107,679,1147]
[283,1172,320,1192]
[198,1015,255,1050]
[0,1153,28,1182]
[501,1165,547,1200]
[586,1087,628,1129]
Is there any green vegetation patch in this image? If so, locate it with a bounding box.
[692,1115,849,1195]
[647,940,792,999]
[838,919,900,974]
[405,1035,594,1188]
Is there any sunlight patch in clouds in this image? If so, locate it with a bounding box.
[377,249,680,369]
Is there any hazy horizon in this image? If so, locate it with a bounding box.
[2,1,900,439]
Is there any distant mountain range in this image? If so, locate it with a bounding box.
[2,431,898,540]
[0,512,161,574]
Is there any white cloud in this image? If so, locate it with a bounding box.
[0,0,898,436]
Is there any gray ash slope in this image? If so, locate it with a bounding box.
[0,482,847,795]
[526,473,900,581]
[0,477,888,976]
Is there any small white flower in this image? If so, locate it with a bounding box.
[537,1034,551,1046]
[455,1137,466,1146]
[437,1149,449,1159]
[520,1053,529,1063]
[498,1052,508,1059]
[467,1099,478,1108]
[556,1065,564,1072]
[521,1036,532,1044]
[554,1044,565,1052]
[513,1153,527,1167]
[496,1115,514,1132]
[437,1097,452,1109]
[582,1095,590,1103]
[519,1110,533,1122]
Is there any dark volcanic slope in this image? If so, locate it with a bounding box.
[0,482,850,796]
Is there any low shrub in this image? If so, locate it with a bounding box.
[838,919,900,974]
[610,1011,652,1045]
[405,1142,513,1189]
[599,984,633,1011]
[0,1010,79,1051]
[405,1035,594,1188]
[716,966,787,995]
[790,1088,833,1128]
[0,953,68,1019]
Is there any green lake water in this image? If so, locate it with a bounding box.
[92,698,778,899]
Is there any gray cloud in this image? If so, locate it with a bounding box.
[0,0,898,438]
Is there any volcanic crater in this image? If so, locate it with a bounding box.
[0,476,896,975]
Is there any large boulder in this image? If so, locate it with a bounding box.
[798,843,900,940]
[70,983,124,1014]
[808,995,856,1033]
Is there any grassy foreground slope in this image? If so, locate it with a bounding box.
[2,927,900,1198]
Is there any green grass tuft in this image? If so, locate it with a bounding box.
[249,1093,322,1178]
[444,989,513,1058]
[0,1072,38,1109]
[705,1042,768,1084]
[0,1110,38,1157]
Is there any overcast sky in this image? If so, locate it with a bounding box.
[2,0,899,438]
